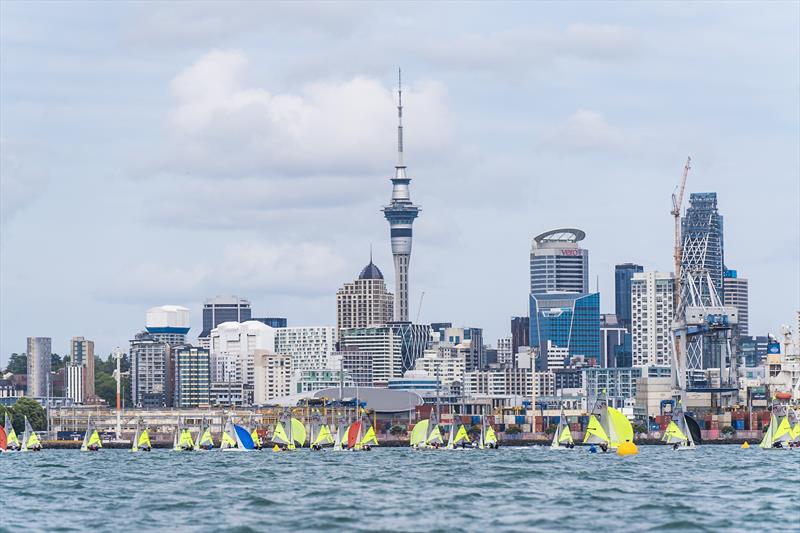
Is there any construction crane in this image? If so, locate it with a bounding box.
[415,291,425,323]
[671,157,691,395]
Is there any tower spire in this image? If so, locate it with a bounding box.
[397,67,404,169]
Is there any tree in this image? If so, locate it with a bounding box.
[389,425,407,436]
[3,398,46,433]
[545,424,557,435]
[5,353,27,374]
[468,424,482,437]
[633,423,648,435]
[50,353,66,372]
[95,372,117,406]
[721,425,735,437]
[505,425,522,435]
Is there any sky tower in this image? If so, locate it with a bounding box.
[383,69,421,323]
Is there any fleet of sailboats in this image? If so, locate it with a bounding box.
[759,404,794,450]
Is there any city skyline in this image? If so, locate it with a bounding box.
[2,3,799,363]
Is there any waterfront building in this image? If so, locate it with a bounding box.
[387,370,439,393]
[200,295,251,339]
[274,326,336,372]
[209,381,250,407]
[130,331,170,408]
[740,335,770,367]
[633,366,674,420]
[583,366,647,409]
[414,347,466,386]
[382,75,421,322]
[335,259,394,337]
[554,368,583,394]
[210,321,276,402]
[26,337,51,398]
[530,228,589,294]
[496,336,513,366]
[723,270,749,336]
[252,317,287,328]
[146,305,190,345]
[529,292,600,370]
[614,263,643,331]
[294,369,353,394]
[172,345,210,408]
[253,351,291,404]
[336,348,374,387]
[68,336,95,402]
[631,272,675,367]
[463,368,555,399]
[510,316,530,363]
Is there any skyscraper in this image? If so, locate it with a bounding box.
[530,228,589,294]
[681,192,724,302]
[631,272,674,367]
[614,263,643,331]
[510,316,530,360]
[210,320,276,405]
[173,345,210,408]
[336,258,394,336]
[723,269,749,336]
[529,293,600,370]
[200,296,251,338]
[382,71,421,322]
[26,337,51,397]
[130,331,170,408]
[146,305,190,345]
[70,336,95,401]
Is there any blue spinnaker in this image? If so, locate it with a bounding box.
[234,424,256,450]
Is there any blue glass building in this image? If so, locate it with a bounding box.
[614,263,643,331]
[529,292,600,370]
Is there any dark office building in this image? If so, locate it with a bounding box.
[511,316,530,359]
[252,317,288,328]
[200,295,252,337]
[614,263,643,331]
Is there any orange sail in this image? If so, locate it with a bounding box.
[347,422,361,449]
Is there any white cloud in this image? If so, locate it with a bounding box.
[160,50,452,178]
[543,109,628,152]
[0,139,49,222]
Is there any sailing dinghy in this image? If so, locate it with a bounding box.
[4,413,20,452]
[81,416,101,452]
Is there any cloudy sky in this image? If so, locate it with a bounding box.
[1,1,798,363]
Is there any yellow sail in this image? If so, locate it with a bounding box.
[454,425,470,444]
[791,423,800,442]
[485,426,497,444]
[759,414,777,448]
[7,428,20,446]
[87,430,102,448]
[272,422,290,445]
[558,425,573,444]
[426,425,443,445]
[176,429,194,450]
[608,407,633,447]
[340,425,351,447]
[290,418,307,446]
[410,419,429,446]
[662,421,688,444]
[312,425,334,446]
[251,430,261,448]
[773,416,792,442]
[27,431,42,448]
[221,431,237,448]
[138,429,151,448]
[583,415,610,444]
[359,426,378,446]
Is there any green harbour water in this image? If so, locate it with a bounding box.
[1,445,798,532]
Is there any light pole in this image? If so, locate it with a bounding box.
[114,347,122,440]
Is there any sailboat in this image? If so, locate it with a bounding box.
[759,405,793,450]
[788,409,800,447]
[21,417,42,452]
[220,416,240,451]
[410,412,444,450]
[332,416,346,452]
[80,416,102,452]
[550,409,574,450]
[131,420,151,452]
[173,418,196,452]
[4,413,20,452]
[271,411,305,451]
[445,422,471,450]
[582,399,634,451]
[354,413,378,450]
[662,402,695,450]
[197,418,215,451]
[483,423,498,449]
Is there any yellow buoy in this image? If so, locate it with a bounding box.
[272,444,281,452]
[617,441,638,456]
[741,441,749,449]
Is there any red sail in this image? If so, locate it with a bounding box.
[0,426,6,451]
[347,422,361,449]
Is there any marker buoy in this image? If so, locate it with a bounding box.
[617,441,638,456]
[273,444,281,452]
[741,441,749,449]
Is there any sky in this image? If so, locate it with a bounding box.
[1,1,798,364]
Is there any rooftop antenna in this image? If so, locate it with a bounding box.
[369,243,373,264]
[397,67,403,168]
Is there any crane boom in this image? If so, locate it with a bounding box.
[672,156,691,309]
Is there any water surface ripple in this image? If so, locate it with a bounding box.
[1,445,798,532]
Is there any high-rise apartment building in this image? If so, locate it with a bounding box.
[253,351,292,404]
[26,337,51,398]
[615,263,643,331]
[339,326,402,386]
[210,321,276,402]
[335,349,374,387]
[200,296,252,338]
[274,326,336,387]
[382,75,421,322]
[66,364,84,404]
[600,314,628,368]
[530,228,589,294]
[336,260,394,337]
[510,316,530,360]
[496,337,513,366]
[436,326,485,372]
[631,272,675,367]
[146,305,190,345]
[723,270,749,336]
[529,293,600,370]
[173,345,210,408]
[130,331,170,408]
[69,336,95,401]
